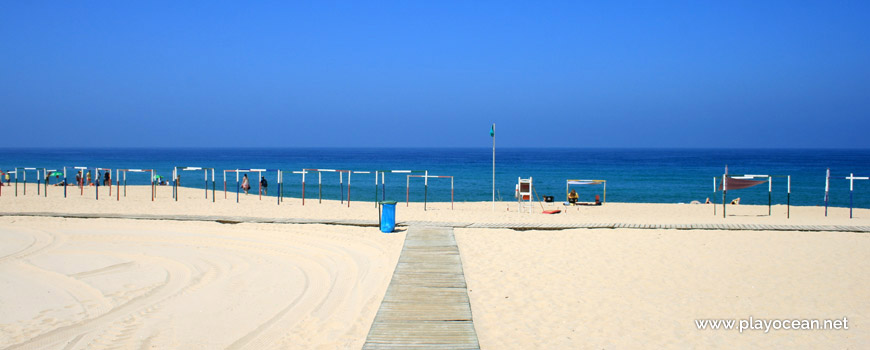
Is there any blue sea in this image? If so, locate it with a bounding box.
[2,148,869,208]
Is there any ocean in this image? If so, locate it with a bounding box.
[2,148,868,208]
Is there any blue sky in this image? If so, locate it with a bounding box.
[1,1,868,148]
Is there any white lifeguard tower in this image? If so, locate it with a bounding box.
[517,177,533,213]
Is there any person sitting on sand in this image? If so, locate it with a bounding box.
[104,171,111,186]
[241,174,250,194]
[730,197,741,205]
[567,189,579,204]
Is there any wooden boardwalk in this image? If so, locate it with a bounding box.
[363,226,479,350]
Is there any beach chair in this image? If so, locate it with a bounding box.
[517,177,533,213]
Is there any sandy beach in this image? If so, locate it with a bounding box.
[0,215,404,349]
[1,185,868,349]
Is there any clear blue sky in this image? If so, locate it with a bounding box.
[1,1,868,148]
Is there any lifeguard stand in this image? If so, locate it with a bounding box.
[517,177,533,213]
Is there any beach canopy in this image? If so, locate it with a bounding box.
[566,179,606,204]
[719,177,767,191]
[567,180,605,185]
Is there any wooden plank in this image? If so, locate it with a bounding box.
[363,226,480,350]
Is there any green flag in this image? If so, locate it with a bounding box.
[490,124,494,137]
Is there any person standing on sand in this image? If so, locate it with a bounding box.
[86,170,92,186]
[260,176,268,196]
[241,174,250,195]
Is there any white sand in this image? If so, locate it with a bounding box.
[1,185,868,349]
[456,228,869,349]
[0,217,404,349]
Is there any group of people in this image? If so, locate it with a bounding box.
[1,171,275,196]
[71,170,111,187]
[239,174,269,195]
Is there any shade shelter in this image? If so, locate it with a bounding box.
[94,168,113,200]
[565,179,606,205]
[375,170,427,207]
[12,167,45,196]
[406,173,452,210]
[715,169,791,218]
[116,169,156,201]
[825,168,868,219]
[222,169,282,204]
[173,167,216,202]
[68,166,89,197]
[301,169,356,207]
[43,169,63,197]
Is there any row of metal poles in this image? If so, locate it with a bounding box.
[2,167,454,210]
[0,167,155,201]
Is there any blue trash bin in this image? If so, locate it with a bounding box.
[379,201,397,233]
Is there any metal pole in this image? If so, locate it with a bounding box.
[124,172,127,197]
[236,170,240,203]
[340,171,344,204]
[151,170,155,201]
[116,170,120,201]
[451,176,454,210]
[348,171,351,208]
[224,170,227,199]
[374,171,378,207]
[406,175,409,207]
[722,173,727,219]
[381,172,385,201]
[825,168,830,217]
[319,172,322,203]
[713,177,716,216]
[850,173,854,219]
[204,169,208,199]
[302,170,306,205]
[174,167,178,201]
[492,123,495,212]
[424,170,428,211]
[212,169,215,203]
[768,176,772,216]
[787,175,791,219]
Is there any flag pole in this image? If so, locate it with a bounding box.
[491,123,495,212]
